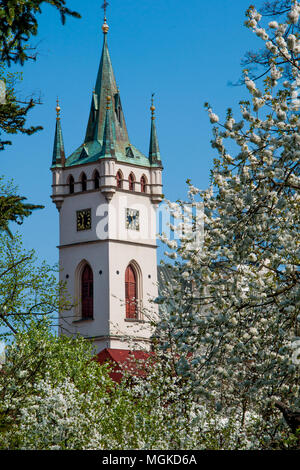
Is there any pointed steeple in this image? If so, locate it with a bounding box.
[52,98,65,167]
[149,95,162,165]
[101,94,116,157]
[64,9,160,170]
[84,15,129,151]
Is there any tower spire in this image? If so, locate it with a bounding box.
[149,94,162,165]
[52,98,65,167]
[84,2,129,151]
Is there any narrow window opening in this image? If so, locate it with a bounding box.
[81,265,93,319]
[140,175,146,193]
[81,173,87,192]
[128,173,135,191]
[125,264,138,319]
[116,171,123,189]
[69,175,75,194]
[94,170,100,189]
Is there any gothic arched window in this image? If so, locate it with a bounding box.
[68,175,75,194]
[81,264,93,319]
[128,173,135,191]
[81,173,87,192]
[116,170,123,189]
[125,264,138,319]
[93,170,100,189]
[140,175,147,193]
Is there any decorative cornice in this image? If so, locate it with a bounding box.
[51,185,159,199]
[59,159,157,171]
[84,334,152,343]
[58,239,158,250]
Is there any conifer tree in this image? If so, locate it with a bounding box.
[0,1,80,232]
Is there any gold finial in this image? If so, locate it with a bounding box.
[102,1,109,34]
[56,97,61,120]
[106,94,111,109]
[102,18,109,34]
[150,93,156,120]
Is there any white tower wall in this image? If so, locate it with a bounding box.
[55,162,160,353]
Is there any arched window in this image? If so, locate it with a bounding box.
[140,175,147,193]
[68,175,75,194]
[125,264,138,319]
[128,173,135,191]
[81,264,93,319]
[116,170,123,189]
[93,170,100,189]
[81,173,87,192]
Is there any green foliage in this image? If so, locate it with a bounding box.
[0,1,80,149]
[0,0,81,65]
[0,230,69,336]
[0,64,43,150]
[0,2,80,243]
[154,1,300,449]
[281,428,300,449]
[0,322,115,449]
[0,177,43,237]
[0,323,198,450]
[0,321,295,450]
[0,323,256,450]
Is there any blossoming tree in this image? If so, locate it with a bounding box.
[242,0,300,81]
[154,1,300,447]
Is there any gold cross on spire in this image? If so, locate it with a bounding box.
[56,97,61,120]
[102,0,109,19]
[102,1,110,34]
[150,93,156,120]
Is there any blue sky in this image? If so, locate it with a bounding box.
[1,0,263,266]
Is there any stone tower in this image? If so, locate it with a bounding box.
[51,14,163,353]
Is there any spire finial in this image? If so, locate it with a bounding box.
[52,97,65,167]
[56,97,61,120]
[150,93,156,120]
[102,1,109,34]
[149,93,162,165]
[106,93,111,110]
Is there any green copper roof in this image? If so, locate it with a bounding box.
[52,117,65,167]
[65,141,152,168]
[149,116,162,166]
[101,99,116,158]
[57,28,162,169]
[84,33,129,149]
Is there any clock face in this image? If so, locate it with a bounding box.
[77,209,92,231]
[126,208,140,231]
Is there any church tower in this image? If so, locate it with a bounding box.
[51,12,163,353]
